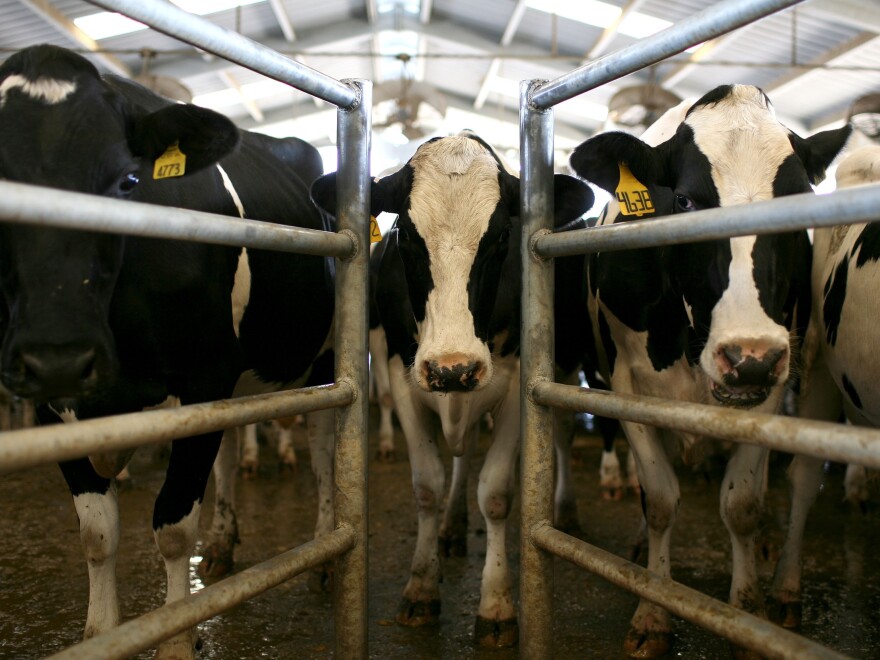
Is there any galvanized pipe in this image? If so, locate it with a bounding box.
[529,522,848,660]
[88,0,359,108]
[0,180,353,258]
[518,79,557,660]
[530,0,803,109]
[533,382,880,470]
[331,79,372,660]
[0,384,353,475]
[49,525,357,660]
[535,183,880,258]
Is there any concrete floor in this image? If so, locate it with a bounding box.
[0,408,878,659]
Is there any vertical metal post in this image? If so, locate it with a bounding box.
[519,79,556,659]
[332,79,372,659]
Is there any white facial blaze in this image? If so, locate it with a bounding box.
[0,74,76,108]
[217,165,251,336]
[408,136,501,383]
[700,236,789,382]
[686,85,793,206]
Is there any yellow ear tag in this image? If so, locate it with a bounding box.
[370,215,383,243]
[153,142,187,180]
[615,163,653,217]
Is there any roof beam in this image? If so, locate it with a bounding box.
[474,0,527,110]
[219,70,264,122]
[366,0,378,25]
[19,0,131,76]
[582,0,647,62]
[267,0,296,42]
[806,0,880,34]
[420,0,432,24]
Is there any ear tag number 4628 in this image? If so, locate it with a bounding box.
[153,142,187,180]
[615,163,653,217]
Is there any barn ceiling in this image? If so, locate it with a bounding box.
[2,0,880,173]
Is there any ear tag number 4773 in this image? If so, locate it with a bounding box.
[153,142,187,180]
[615,163,653,217]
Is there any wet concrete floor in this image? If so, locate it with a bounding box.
[1,407,879,659]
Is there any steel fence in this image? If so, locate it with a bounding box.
[0,0,372,658]
[518,0,880,658]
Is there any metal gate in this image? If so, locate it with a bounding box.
[0,1,372,658]
[518,1,880,659]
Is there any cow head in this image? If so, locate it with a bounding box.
[571,85,851,408]
[0,45,239,402]
[313,131,593,393]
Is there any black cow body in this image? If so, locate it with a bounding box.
[569,86,850,657]
[0,45,333,657]
[312,131,593,647]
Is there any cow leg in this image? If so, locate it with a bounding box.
[239,424,260,479]
[306,408,335,593]
[769,351,842,628]
[59,458,120,639]
[553,406,583,534]
[623,422,678,658]
[369,326,396,462]
[439,431,475,557]
[473,385,520,648]
[843,462,869,509]
[198,427,240,578]
[598,444,625,501]
[153,432,222,660]
[273,418,297,472]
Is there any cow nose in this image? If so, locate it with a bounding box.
[19,345,99,394]
[717,343,786,386]
[422,357,486,392]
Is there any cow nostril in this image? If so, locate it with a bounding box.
[423,359,484,392]
[718,344,786,385]
[21,347,98,385]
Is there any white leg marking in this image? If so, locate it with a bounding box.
[74,489,121,639]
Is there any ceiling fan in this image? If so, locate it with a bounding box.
[373,53,447,140]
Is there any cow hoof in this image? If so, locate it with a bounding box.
[239,462,258,480]
[623,628,672,658]
[601,485,625,501]
[766,596,802,629]
[153,628,196,660]
[308,565,334,594]
[197,544,234,579]
[375,448,397,463]
[395,598,441,627]
[474,616,518,648]
[439,532,467,557]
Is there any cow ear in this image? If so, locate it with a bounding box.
[130,104,240,175]
[569,131,665,193]
[553,174,594,226]
[788,124,853,185]
[371,165,413,216]
[310,172,338,215]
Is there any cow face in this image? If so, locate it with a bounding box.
[312,131,593,393]
[0,45,239,401]
[571,85,851,408]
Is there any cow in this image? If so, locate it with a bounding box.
[0,44,335,659]
[311,130,594,647]
[769,142,880,629]
[568,85,851,657]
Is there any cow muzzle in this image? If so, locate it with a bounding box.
[710,341,787,408]
[2,342,108,400]
[420,355,487,393]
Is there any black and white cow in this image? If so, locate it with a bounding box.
[312,130,594,647]
[569,85,851,657]
[0,45,334,658]
[769,142,880,629]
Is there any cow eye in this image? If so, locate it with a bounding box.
[675,194,695,212]
[118,172,140,195]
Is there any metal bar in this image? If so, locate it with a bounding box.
[49,525,357,660]
[535,183,880,258]
[530,522,848,660]
[87,0,358,108]
[0,180,353,258]
[518,79,556,660]
[531,0,803,109]
[533,382,880,470]
[331,79,372,660]
[0,384,353,475]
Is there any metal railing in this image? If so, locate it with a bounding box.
[518,0,880,658]
[0,1,372,658]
